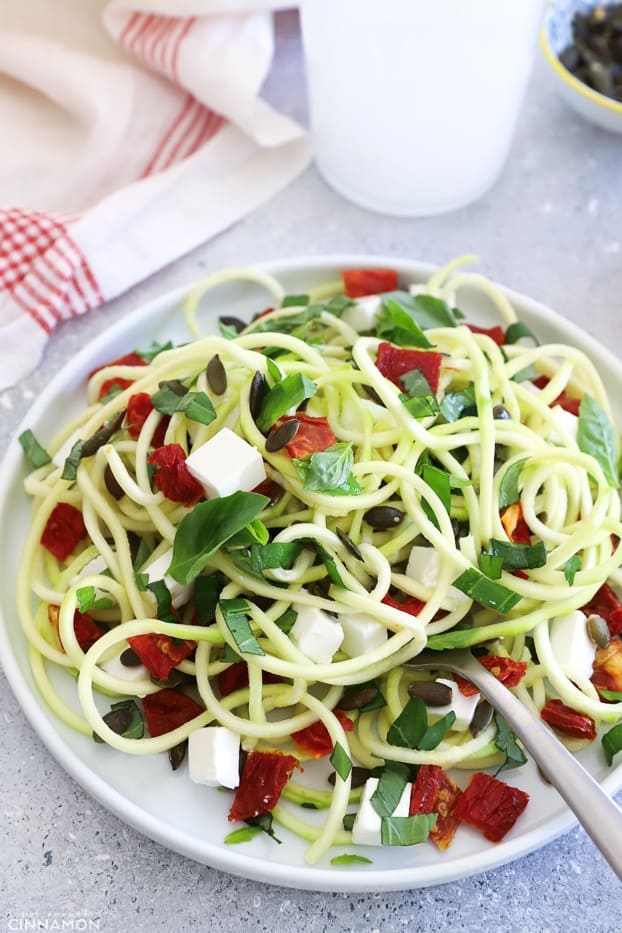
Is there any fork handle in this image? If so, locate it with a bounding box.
[450,650,622,880]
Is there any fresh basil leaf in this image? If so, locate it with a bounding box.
[256,373,317,433]
[330,854,372,865]
[479,553,504,580]
[168,491,269,584]
[381,291,462,329]
[439,385,477,422]
[99,383,124,404]
[266,358,283,385]
[512,363,540,383]
[136,340,173,362]
[147,579,176,621]
[177,392,217,426]
[18,429,52,468]
[421,463,451,514]
[376,299,433,348]
[221,642,240,663]
[387,696,427,749]
[494,712,528,775]
[380,813,437,846]
[219,321,239,340]
[61,439,86,481]
[194,573,225,624]
[563,555,582,586]
[151,380,187,414]
[488,538,546,570]
[505,322,539,346]
[602,723,622,766]
[250,305,323,336]
[578,394,620,488]
[111,699,144,740]
[418,711,456,750]
[370,762,409,817]
[76,587,113,613]
[134,572,149,591]
[282,294,309,308]
[330,742,352,781]
[274,608,298,634]
[498,459,527,509]
[342,813,356,831]
[132,538,151,572]
[224,825,263,845]
[226,520,270,549]
[295,443,361,496]
[306,539,344,587]
[250,542,303,575]
[399,369,439,420]
[219,598,264,656]
[599,689,622,702]
[244,813,282,843]
[452,569,522,613]
[325,295,355,316]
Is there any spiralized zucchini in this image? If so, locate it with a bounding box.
[17,258,622,863]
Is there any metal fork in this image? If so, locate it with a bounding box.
[407,649,622,879]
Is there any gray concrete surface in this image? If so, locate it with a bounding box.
[1,12,621,933]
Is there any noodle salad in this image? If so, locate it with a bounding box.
[15,258,622,865]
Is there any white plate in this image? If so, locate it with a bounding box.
[1,255,621,892]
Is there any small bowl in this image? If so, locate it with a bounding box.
[541,0,622,132]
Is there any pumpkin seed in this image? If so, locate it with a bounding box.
[363,505,404,529]
[150,669,190,689]
[168,741,187,771]
[362,384,384,405]
[219,315,246,333]
[81,410,125,458]
[470,699,493,737]
[265,419,299,453]
[206,354,227,395]
[336,527,363,561]
[407,680,452,706]
[120,648,142,667]
[104,463,124,500]
[587,613,611,649]
[492,404,511,420]
[328,765,370,788]
[92,706,131,743]
[249,371,266,422]
[339,684,379,711]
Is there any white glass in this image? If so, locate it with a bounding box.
[300,0,546,217]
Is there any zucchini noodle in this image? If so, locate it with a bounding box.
[16,258,622,864]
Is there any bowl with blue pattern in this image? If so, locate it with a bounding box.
[541,0,622,131]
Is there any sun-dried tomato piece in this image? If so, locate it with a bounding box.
[381,593,426,617]
[229,750,299,822]
[375,342,443,394]
[251,478,284,506]
[540,699,596,740]
[47,605,105,652]
[127,392,169,446]
[342,268,398,298]
[217,661,282,698]
[41,502,87,561]
[147,444,204,506]
[453,673,480,697]
[409,764,462,850]
[500,502,531,545]
[291,709,354,759]
[128,634,196,681]
[142,688,204,737]
[532,375,581,416]
[465,323,505,346]
[454,771,529,842]
[275,414,336,459]
[478,655,528,688]
[582,583,622,637]
[592,639,622,696]
[93,352,147,400]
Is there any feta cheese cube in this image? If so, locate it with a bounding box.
[405,546,470,611]
[101,652,150,686]
[290,606,344,664]
[70,554,108,585]
[188,726,240,788]
[145,548,192,609]
[549,406,579,444]
[339,612,387,658]
[341,295,382,332]
[550,609,595,683]
[352,777,412,847]
[431,678,480,731]
[185,428,266,498]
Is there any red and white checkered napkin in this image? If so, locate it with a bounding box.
[0,0,309,390]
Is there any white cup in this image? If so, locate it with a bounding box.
[300,0,546,217]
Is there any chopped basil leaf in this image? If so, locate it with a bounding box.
[479,553,504,580]
[370,761,409,817]
[330,854,372,865]
[453,569,522,612]
[599,689,622,702]
[168,491,269,584]
[602,723,622,766]
[399,368,439,420]
[134,572,149,591]
[61,439,86,481]
[505,322,539,346]
[421,463,451,514]
[563,555,582,586]
[418,711,456,750]
[245,813,282,844]
[219,598,264,656]
[282,294,309,308]
[325,295,355,316]
[439,384,477,422]
[224,825,263,845]
[136,340,173,362]
[111,699,144,740]
[256,373,317,432]
[250,542,303,575]
[221,642,240,663]
[494,712,528,775]
[577,394,620,488]
[342,813,356,831]
[250,304,323,336]
[219,321,239,340]
[18,429,52,468]
[330,742,352,781]
[381,291,462,329]
[512,363,540,383]
[295,443,362,496]
[147,579,176,621]
[387,696,427,749]
[306,539,344,587]
[275,608,298,634]
[152,383,217,427]
[376,299,433,348]
[380,813,437,846]
[132,538,151,572]
[488,538,547,570]
[99,383,123,404]
[266,358,283,385]
[226,519,270,549]
[194,574,226,624]
[498,459,527,509]
[75,586,114,613]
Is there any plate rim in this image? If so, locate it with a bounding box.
[1,252,621,892]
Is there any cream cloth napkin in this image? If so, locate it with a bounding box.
[0,0,309,390]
